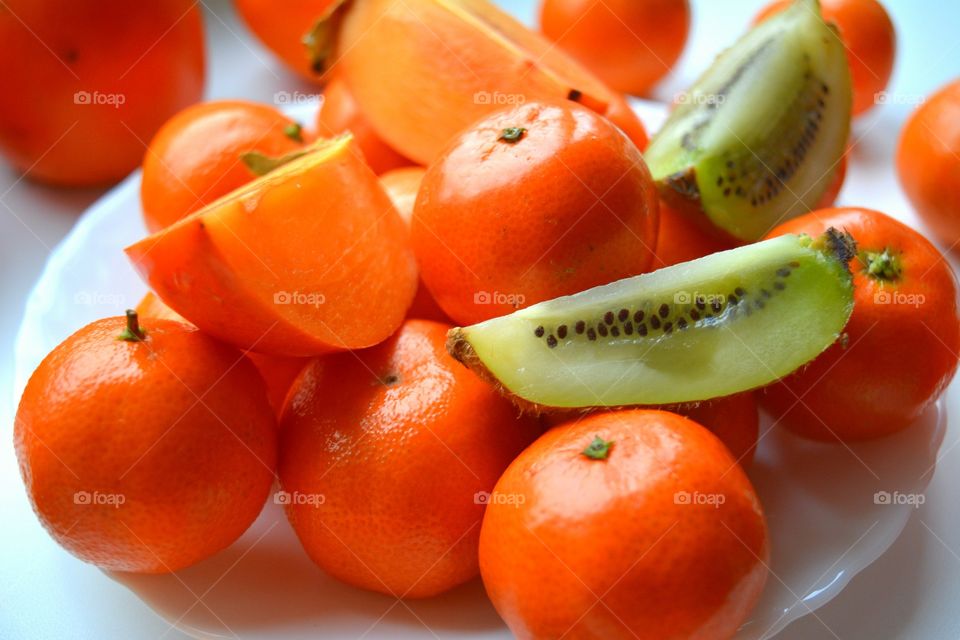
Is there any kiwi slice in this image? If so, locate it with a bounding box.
[644,0,852,241]
[447,230,855,410]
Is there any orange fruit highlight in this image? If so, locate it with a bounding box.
[754,0,895,116]
[480,409,768,639]
[317,77,412,174]
[126,135,418,357]
[897,79,960,248]
[141,100,307,232]
[540,0,691,96]
[336,0,623,164]
[412,100,659,325]
[0,0,205,186]
[279,320,541,597]
[15,312,277,573]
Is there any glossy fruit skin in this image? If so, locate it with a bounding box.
[540,0,691,96]
[412,100,659,325]
[234,0,336,80]
[379,167,450,322]
[754,0,895,116]
[317,77,412,174]
[336,0,622,165]
[141,101,305,232]
[0,1,205,186]
[540,392,760,465]
[480,410,768,639]
[764,208,960,441]
[127,135,418,357]
[279,320,541,598]
[15,317,277,573]
[897,80,960,248]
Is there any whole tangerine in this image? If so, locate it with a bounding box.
[15,312,277,573]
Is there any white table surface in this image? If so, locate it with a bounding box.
[2,1,959,638]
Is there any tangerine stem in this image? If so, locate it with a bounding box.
[581,436,613,460]
[118,309,147,342]
[499,127,527,143]
[860,247,902,282]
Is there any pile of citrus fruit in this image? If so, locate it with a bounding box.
[10,0,960,638]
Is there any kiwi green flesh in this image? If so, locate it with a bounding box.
[448,231,854,410]
[644,0,852,242]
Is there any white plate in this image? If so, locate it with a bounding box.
[12,101,947,640]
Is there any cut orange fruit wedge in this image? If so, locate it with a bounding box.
[336,0,618,164]
[126,134,418,356]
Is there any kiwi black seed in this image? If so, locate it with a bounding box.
[529,263,804,349]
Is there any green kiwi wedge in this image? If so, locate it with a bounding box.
[644,0,852,242]
[447,229,855,410]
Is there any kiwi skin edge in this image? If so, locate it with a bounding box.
[447,228,856,415]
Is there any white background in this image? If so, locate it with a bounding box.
[2,0,959,638]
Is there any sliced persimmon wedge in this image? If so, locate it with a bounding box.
[335,0,619,164]
[125,134,418,357]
